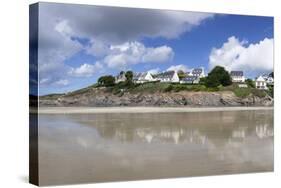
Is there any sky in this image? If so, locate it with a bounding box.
[35,2,274,95]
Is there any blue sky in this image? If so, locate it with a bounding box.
[35,3,273,95]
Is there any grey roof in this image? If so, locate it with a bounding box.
[192,68,203,74]
[181,76,198,81]
[230,71,243,76]
[133,72,147,80]
[154,71,175,79]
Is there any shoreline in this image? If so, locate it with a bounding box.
[34,106,274,114]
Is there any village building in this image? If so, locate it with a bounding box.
[262,73,274,85]
[255,76,268,90]
[230,71,245,83]
[115,72,126,83]
[180,76,200,84]
[266,76,274,85]
[185,71,193,76]
[154,71,180,83]
[191,68,205,78]
[133,72,154,83]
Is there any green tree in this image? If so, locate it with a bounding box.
[199,77,207,85]
[177,70,186,79]
[98,75,115,87]
[125,71,133,82]
[267,85,274,98]
[205,66,232,88]
[245,78,255,88]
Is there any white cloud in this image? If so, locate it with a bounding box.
[39,78,50,85]
[54,79,69,86]
[40,3,214,43]
[142,46,174,63]
[54,20,73,37]
[37,3,214,90]
[209,36,274,73]
[167,64,189,72]
[85,39,110,57]
[102,41,174,69]
[68,62,103,77]
[38,19,83,86]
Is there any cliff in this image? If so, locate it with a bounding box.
[39,86,273,107]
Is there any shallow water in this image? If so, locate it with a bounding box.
[37,110,273,185]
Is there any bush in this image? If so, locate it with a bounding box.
[125,71,133,82]
[245,79,255,88]
[251,89,267,98]
[164,85,174,92]
[173,85,187,92]
[98,75,115,87]
[267,85,274,97]
[233,88,251,98]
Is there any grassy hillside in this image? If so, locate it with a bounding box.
[106,81,269,98]
[41,81,271,100]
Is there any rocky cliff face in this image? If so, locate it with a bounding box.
[39,87,273,107]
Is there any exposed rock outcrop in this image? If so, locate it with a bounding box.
[39,88,273,107]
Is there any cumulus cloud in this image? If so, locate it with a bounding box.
[101,41,174,69]
[37,2,213,89]
[38,19,83,86]
[85,39,110,57]
[68,62,103,77]
[167,64,190,72]
[40,2,214,43]
[142,46,174,63]
[209,36,274,73]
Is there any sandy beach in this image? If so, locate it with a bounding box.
[35,106,274,114]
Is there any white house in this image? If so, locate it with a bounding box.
[180,76,200,84]
[230,71,245,83]
[133,72,154,83]
[266,76,274,85]
[191,68,205,78]
[255,76,268,90]
[154,71,180,83]
[262,73,274,85]
[115,72,126,83]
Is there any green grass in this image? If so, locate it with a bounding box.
[129,82,171,93]
[108,82,268,98]
[251,88,267,98]
[233,87,252,98]
[67,81,271,99]
[128,82,210,93]
[222,83,267,98]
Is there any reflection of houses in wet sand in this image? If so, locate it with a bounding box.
[228,127,248,145]
[231,127,247,139]
[135,128,207,145]
[256,124,274,139]
[114,128,130,142]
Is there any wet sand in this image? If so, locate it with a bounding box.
[36,109,274,185]
[37,106,273,114]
